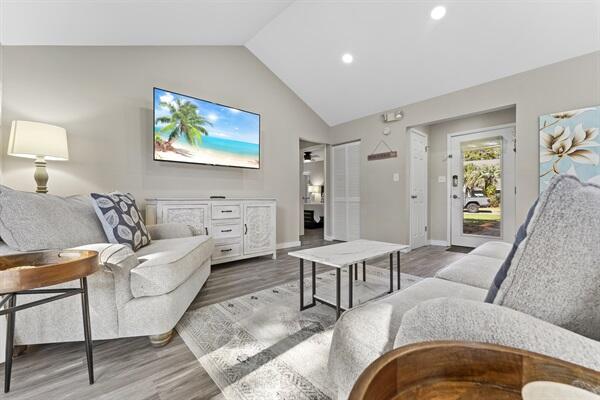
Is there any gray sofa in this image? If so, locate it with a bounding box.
[0,187,214,347]
[329,175,600,399]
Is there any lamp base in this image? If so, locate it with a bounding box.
[34,157,48,194]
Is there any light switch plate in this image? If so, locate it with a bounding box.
[393,173,400,182]
[438,176,446,183]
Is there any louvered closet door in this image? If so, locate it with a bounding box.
[332,141,361,241]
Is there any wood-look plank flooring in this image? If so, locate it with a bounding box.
[2,229,465,400]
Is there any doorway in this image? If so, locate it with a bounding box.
[448,125,515,247]
[409,129,429,249]
[299,140,326,245]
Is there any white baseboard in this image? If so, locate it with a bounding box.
[429,240,449,247]
[324,235,334,241]
[277,240,301,250]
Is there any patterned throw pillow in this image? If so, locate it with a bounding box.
[90,192,151,251]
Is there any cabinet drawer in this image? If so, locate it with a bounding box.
[212,243,242,259]
[212,204,241,219]
[211,221,242,240]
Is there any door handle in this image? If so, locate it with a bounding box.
[452,195,459,199]
[204,227,208,235]
[244,224,248,235]
[411,195,417,199]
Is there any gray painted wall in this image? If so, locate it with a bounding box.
[0,46,330,246]
[330,51,600,244]
[1,47,598,247]
[426,107,516,242]
[304,160,324,187]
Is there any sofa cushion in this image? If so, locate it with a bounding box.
[395,298,600,372]
[130,236,214,298]
[91,192,151,251]
[328,278,487,400]
[489,175,600,340]
[0,186,107,251]
[485,200,538,302]
[469,241,512,259]
[435,254,503,289]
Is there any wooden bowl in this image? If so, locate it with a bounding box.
[349,341,600,400]
[0,250,99,294]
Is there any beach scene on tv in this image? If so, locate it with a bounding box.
[154,88,260,169]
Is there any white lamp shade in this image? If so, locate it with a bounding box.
[8,120,69,160]
[308,185,322,193]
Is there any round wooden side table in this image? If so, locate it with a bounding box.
[0,250,99,393]
[349,341,600,400]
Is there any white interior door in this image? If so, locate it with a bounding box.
[410,130,428,249]
[449,126,515,247]
[332,141,360,241]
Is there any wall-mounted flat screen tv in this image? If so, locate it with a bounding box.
[153,87,260,169]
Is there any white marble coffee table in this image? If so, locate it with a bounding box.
[288,239,409,318]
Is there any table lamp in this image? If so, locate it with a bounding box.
[7,120,69,193]
[308,185,322,203]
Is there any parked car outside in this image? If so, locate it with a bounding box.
[463,193,490,213]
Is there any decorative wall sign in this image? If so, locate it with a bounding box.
[368,140,398,161]
[539,106,600,192]
[368,151,397,161]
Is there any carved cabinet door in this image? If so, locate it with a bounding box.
[160,204,210,236]
[243,202,275,255]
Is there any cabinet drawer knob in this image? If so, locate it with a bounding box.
[221,210,233,213]
[221,229,232,233]
[221,248,232,253]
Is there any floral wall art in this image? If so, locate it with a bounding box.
[539,106,600,192]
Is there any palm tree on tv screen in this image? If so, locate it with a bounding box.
[155,98,212,152]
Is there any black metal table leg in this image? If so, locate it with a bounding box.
[354,264,358,280]
[299,259,304,310]
[336,269,341,319]
[397,251,401,290]
[311,261,316,304]
[4,294,16,393]
[348,265,353,309]
[389,253,394,293]
[80,278,94,385]
[362,261,366,281]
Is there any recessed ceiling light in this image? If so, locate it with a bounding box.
[342,53,354,64]
[430,5,446,20]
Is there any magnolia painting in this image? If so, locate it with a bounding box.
[539,106,600,192]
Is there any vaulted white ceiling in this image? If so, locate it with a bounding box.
[0,0,294,45]
[2,1,600,126]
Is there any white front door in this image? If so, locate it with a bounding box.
[410,129,429,249]
[449,126,515,247]
[332,141,361,241]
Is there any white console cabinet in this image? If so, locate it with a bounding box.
[145,198,276,264]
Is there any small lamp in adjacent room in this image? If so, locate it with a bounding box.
[7,120,69,193]
[308,185,322,203]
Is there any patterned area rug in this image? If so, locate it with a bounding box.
[177,265,422,400]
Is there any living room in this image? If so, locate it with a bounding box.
[0,1,599,399]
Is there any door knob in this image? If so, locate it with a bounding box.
[452,194,459,199]
[411,195,417,199]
